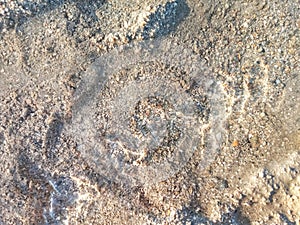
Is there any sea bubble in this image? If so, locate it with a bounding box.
[278,75,300,152]
[69,38,227,187]
[280,75,300,134]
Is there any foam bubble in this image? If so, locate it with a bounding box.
[280,75,300,134]
[69,38,227,187]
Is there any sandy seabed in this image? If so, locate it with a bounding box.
[0,0,300,224]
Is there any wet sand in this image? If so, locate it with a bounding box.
[0,0,299,224]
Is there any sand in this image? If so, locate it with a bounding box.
[0,0,299,224]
